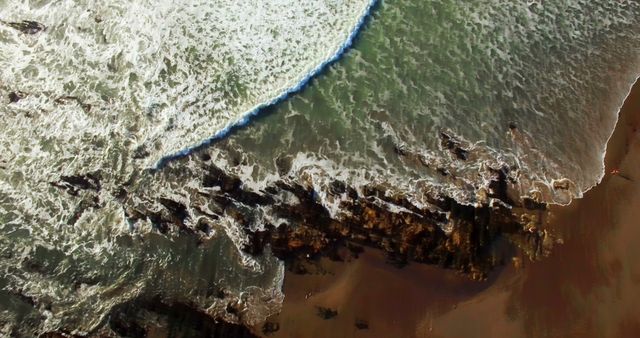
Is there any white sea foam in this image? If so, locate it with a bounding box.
[0,0,373,334]
[1,0,639,335]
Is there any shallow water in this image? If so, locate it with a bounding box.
[1,0,639,336]
[222,0,640,205]
[270,82,640,338]
[269,79,640,338]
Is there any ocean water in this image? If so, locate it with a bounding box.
[1,0,640,336]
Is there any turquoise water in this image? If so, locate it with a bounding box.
[220,0,640,205]
[1,0,640,335]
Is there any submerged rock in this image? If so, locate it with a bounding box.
[94,298,259,338]
[122,156,548,283]
[4,20,45,34]
[50,172,101,196]
[262,321,280,335]
[316,307,338,320]
[26,138,550,336]
[439,131,469,161]
[355,318,369,330]
[8,91,26,103]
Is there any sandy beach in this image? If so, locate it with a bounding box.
[266,78,640,338]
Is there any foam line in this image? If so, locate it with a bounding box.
[152,0,379,169]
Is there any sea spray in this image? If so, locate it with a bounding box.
[1,0,640,336]
[0,0,373,335]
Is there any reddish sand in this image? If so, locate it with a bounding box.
[268,80,640,338]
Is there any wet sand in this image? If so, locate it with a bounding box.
[267,79,640,338]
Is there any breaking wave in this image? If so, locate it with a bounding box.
[0,0,375,335]
[154,0,380,169]
[1,0,640,336]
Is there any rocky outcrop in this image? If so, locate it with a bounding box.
[50,172,101,196]
[107,298,259,338]
[241,176,541,279]
[40,298,259,338]
[440,131,470,161]
[49,172,103,225]
[121,159,547,280]
[35,149,549,337]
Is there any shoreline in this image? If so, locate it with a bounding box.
[567,73,640,204]
[266,79,640,338]
[40,79,640,338]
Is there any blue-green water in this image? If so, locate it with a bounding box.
[1,0,639,336]
[222,0,640,206]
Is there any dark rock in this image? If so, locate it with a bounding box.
[316,307,338,320]
[124,198,193,235]
[552,180,571,190]
[243,228,271,256]
[329,180,346,195]
[5,20,45,34]
[238,168,542,279]
[355,318,369,330]
[437,168,450,176]
[108,298,258,338]
[158,197,189,226]
[487,166,513,205]
[215,287,228,299]
[67,196,101,226]
[225,204,251,225]
[346,242,364,258]
[8,289,36,307]
[113,187,128,201]
[262,322,280,335]
[522,197,546,211]
[195,219,214,235]
[54,96,91,112]
[203,165,241,192]
[50,172,101,196]
[79,175,100,190]
[275,155,292,176]
[123,147,547,281]
[439,131,469,161]
[393,144,408,156]
[62,173,101,190]
[346,186,359,200]
[109,310,147,338]
[8,91,25,103]
[234,189,273,207]
[263,186,278,195]
[132,145,150,159]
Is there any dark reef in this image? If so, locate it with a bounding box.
[3,20,46,34]
[145,160,548,280]
[41,298,259,338]
[39,145,549,337]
